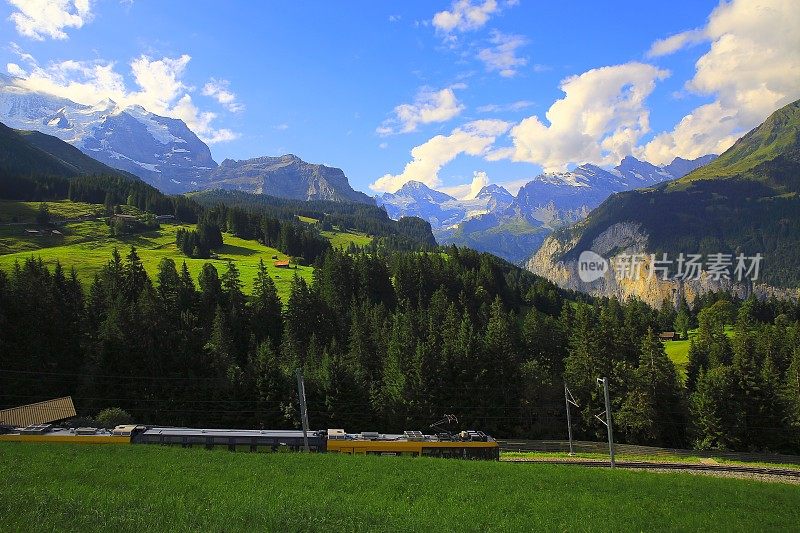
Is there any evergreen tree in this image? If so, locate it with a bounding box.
[247,340,287,427]
[656,298,677,333]
[251,259,282,346]
[156,258,180,312]
[35,202,50,225]
[787,345,800,436]
[675,307,690,340]
[198,263,222,328]
[205,305,237,382]
[483,297,520,409]
[124,246,150,302]
[691,367,738,450]
[618,329,686,446]
[177,261,196,313]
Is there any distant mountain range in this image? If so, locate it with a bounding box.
[528,98,800,304]
[376,180,516,228]
[0,75,370,203]
[376,154,715,263]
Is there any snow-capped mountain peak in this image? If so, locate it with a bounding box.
[388,180,458,204]
[0,78,216,193]
[475,184,513,201]
[378,153,718,264]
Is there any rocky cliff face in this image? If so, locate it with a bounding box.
[527,222,798,306]
[204,154,373,203]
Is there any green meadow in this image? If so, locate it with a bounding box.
[0,198,105,224]
[296,214,374,249]
[0,218,313,301]
[1,443,798,532]
[321,228,373,249]
[0,199,375,299]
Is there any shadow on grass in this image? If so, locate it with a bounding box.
[116,231,167,249]
[216,244,260,257]
[0,202,36,224]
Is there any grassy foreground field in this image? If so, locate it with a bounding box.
[0,222,313,301]
[1,443,799,532]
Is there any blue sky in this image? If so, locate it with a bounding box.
[1,1,798,197]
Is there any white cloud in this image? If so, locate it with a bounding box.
[6,62,26,77]
[378,85,465,135]
[477,100,533,113]
[202,78,245,112]
[7,0,93,40]
[129,54,191,110]
[370,119,510,193]
[441,170,492,199]
[432,0,498,34]
[641,0,800,164]
[9,42,35,64]
[640,101,739,163]
[379,142,388,149]
[468,170,490,197]
[477,31,528,77]
[171,94,238,143]
[8,49,239,144]
[646,29,706,58]
[492,62,668,172]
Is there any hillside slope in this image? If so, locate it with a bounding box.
[0,120,140,181]
[191,189,436,249]
[0,121,79,178]
[16,128,140,180]
[527,99,800,303]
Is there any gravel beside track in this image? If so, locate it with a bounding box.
[503,458,800,484]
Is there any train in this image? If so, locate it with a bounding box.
[0,423,500,460]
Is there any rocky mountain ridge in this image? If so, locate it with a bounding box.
[204,154,373,203]
[376,154,715,263]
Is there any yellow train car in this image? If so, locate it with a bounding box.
[0,424,134,444]
[325,429,500,460]
[0,424,500,460]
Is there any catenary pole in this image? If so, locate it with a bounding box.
[564,382,575,456]
[600,377,615,468]
[296,368,310,452]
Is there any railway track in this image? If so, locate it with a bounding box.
[504,458,800,480]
